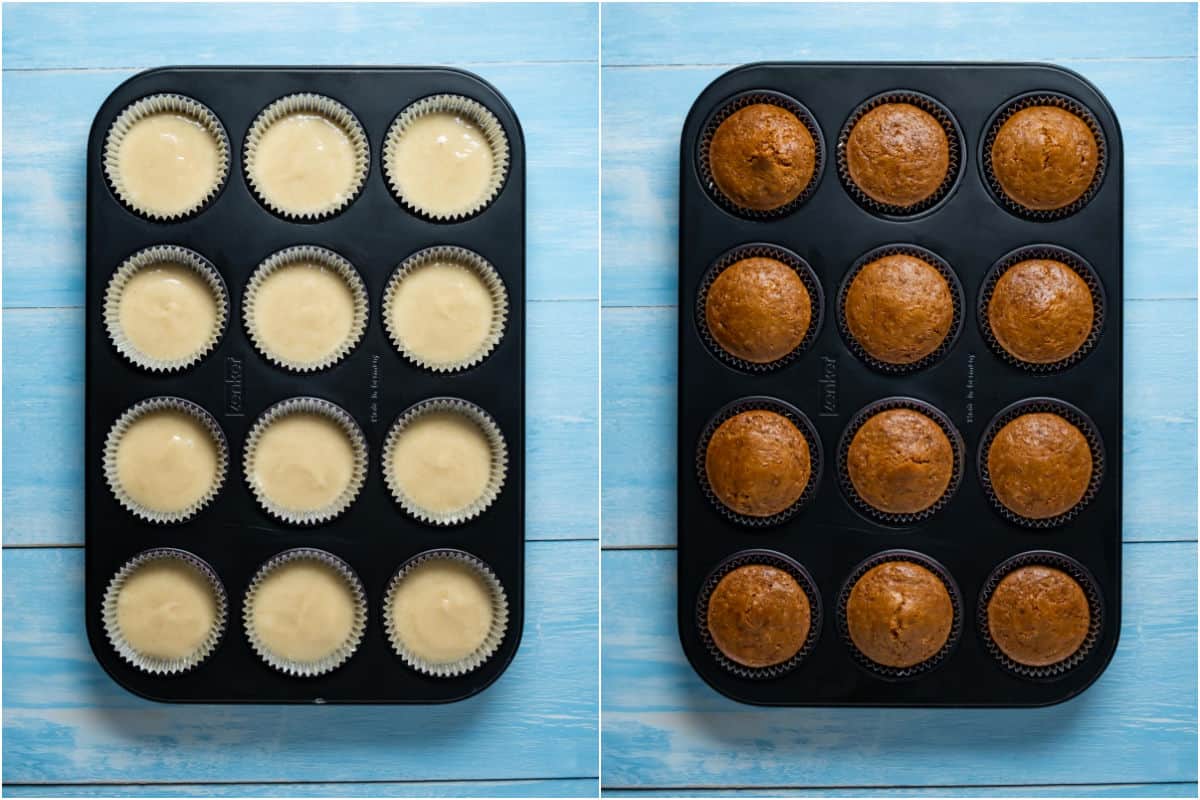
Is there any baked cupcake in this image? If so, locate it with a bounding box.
[708,103,817,211]
[987,258,1095,365]
[846,407,955,515]
[990,105,1099,212]
[706,564,811,668]
[704,256,813,364]
[986,411,1093,520]
[987,564,1091,667]
[843,252,955,366]
[845,102,950,208]
[704,409,812,518]
[845,560,954,669]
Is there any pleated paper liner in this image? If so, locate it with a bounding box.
[835,89,964,218]
[977,244,1106,373]
[695,89,826,220]
[981,91,1108,221]
[102,548,228,675]
[836,549,964,681]
[102,93,230,221]
[102,396,229,525]
[836,397,965,527]
[694,549,822,680]
[383,548,510,678]
[695,396,823,528]
[977,397,1105,529]
[835,243,964,375]
[977,550,1104,681]
[694,243,824,374]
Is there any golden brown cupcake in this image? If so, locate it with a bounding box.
[708,103,817,211]
[844,253,954,365]
[988,259,1095,365]
[846,408,954,515]
[845,102,950,208]
[705,410,811,518]
[846,560,954,668]
[705,257,812,364]
[987,412,1093,520]
[707,564,811,668]
[991,105,1099,211]
[987,565,1091,667]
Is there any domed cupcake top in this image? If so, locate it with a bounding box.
[988,258,1095,365]
[704,409,811,518]
[704,256,812,365]
[845,560,954,669]
[990,105,1099,212]
[708,103,817,212]
[706,564,811,668]
[987,565,1091,667]
[846,408,955,515]
[843,253,955,366]
[845,102,950,208]
[986,411,1093,520]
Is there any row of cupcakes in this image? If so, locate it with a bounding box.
[105,395,507,527]
[700,88,1105,221]
[698,242,1103,374]
[699,548,1102,682]
[104,546,508,679]
[103,92,509,222]
[700,396,1102,529]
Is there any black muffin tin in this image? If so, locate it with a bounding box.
[678,63,1122,706]
[85,67,524,703]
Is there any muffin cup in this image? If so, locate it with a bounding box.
[695,396,823,528]
[978,550,1104,680]
[836,243,964,374]
[977,397,1105,529]
[382,94,511,221]
[835,90,963,218]
[103,396,228,524]
[977,244,1106,373]
[836,397,965,526]
[102,548,228,675]
[381,397,509,527]
[243,397,368,525]
[981,91,1108,221]
[694,243,824,373]
[242,245,369,373]
[103,245,229,373]
[695,549,822,680]
[102,93,230,221]
[242,548,367,677]
[836,549,963,681]
[243,93,369,221]
[382,548,510,678]
[696,89,826,220]
[382,245,509,373]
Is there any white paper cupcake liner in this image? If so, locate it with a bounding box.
[382,548,509,678]
[243,93,370,221]
[102,245,229,373]
[382,397,508,526]
[102,93,230,221]
[242,548,367,677]
[242,397,368,525]
[102,396,228,524]
[383,93,511,221]
[382,245,509,373]
[242,245,369,373]
[102,548,228,675]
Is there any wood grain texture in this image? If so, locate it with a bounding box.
[5,779,599,798]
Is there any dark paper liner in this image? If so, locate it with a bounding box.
[978,398,1105,529]
[836,397,965,526]
[836,549,964,681]
[696,90,826,220]
[977,550,1104,680]
[836,90,964,218]
[695,549,823,680]
[981,91,1108,221]
[694,243,825,373]
[695,396,823,528]
[836,244,964,374]
[977,244,1106,373]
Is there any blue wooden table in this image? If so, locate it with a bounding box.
[2,3,598,796]
[600,3,1197,796]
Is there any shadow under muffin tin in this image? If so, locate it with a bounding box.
[678,63,1122,707]
[85,67,525,704]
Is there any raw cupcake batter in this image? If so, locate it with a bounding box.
[389,411,493,515]
[116,558,218,661]
[250,112,358,215]
[387,260,495,367]
[249,262,357,366]
[117,262,219,362]
[387,111,496,216]
[115,409,220,514]
[115,111,221,216]
[250,412,356,513]
[250,559,357,664]
[389,559,494,665]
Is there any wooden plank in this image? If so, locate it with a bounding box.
[599,543,1197,789]
[3,778,599,798]
[599,784,1197,798]
[2,541,598,784]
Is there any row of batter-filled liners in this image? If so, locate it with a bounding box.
[104,395,508,527]
[696,395,1104,530]
[102,546,508,679]
[695,241,1105,375]
[102,91,510,223]
[697,87,1107,222]
[103,243,508,375]
[696,546,1104,683]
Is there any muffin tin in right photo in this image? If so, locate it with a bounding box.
[678,63,1122,706]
